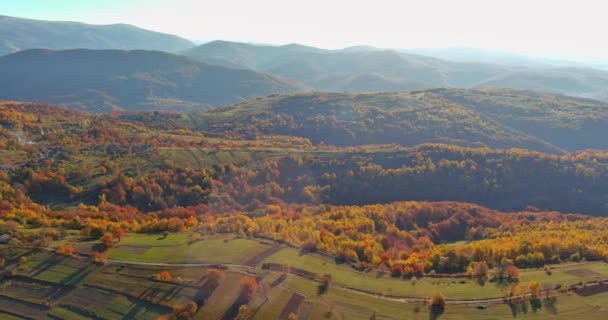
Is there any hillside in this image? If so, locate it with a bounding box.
[0,49,309,112]
[189,88,608,154]
[185,41,608,101]
[184,41,450,91]
[0,15,195,55]
[182,40,328,70]
[3,100,608,216]
[4,101,608,320]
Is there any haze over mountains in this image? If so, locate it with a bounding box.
[2,14,608,112]
[406,47,593,68]
[185,41,608,102]
[0,15,194,55]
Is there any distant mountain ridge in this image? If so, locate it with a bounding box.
[0,15,195,55]
[0,49,309,112]
[184,41,608,102]
[4,14,608,107]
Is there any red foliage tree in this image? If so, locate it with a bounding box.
[112,226,126,242]
[239,276,258,301]
[102,233,114,249]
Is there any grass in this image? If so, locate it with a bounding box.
[115,233,190,246]
[34,262,95,286]
[103,264,208,283]
[0,313,29,320]
[47,306,94,320]
[518,263,608,288]
[97,294,169,320]
[280,270,608,320]
[5,234,608,320]
[0,295,49,319]
[61,286,170,320]
[195,272,247,320]
[18,251,95,286]
[85,268,199,307]
[0,281,56,305]
[265,246,608,299]
[107,233,274,264]
[248,283,293,319]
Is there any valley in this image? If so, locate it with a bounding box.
[2,96,608,319]
[1,7,608,319]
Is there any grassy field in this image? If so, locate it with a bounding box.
[58,286,171,320]
[0,313,27,320]
[16,251,94,286]
[3,234,608,320]
[196,271,248,320]
[275,271,608,320]
[48,306,96,320]
[85,266,201,307]
[263,245,608,300]
[107,233,276,264]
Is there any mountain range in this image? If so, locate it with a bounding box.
[184,41,608,102]
[0,14,194,55]
[0,49,308,112]
[2,14,608,111]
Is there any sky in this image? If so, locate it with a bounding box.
[3,0,608,62]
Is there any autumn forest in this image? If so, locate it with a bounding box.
[2,8,608,318]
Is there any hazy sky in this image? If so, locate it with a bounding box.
[4,0,607,61]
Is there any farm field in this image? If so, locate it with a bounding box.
[263,245,608,300]
[1,234,608,319]
[106,233,278,264]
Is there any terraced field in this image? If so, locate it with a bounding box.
[1,233,608,319]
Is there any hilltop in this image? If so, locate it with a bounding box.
[188,88,608,154]
[0,49,309,112]
[0,14,195,55]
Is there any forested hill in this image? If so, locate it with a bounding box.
[3,100,608,215]
[0,49,309,112]
[0,15,195,55]
[189,88,608,154]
